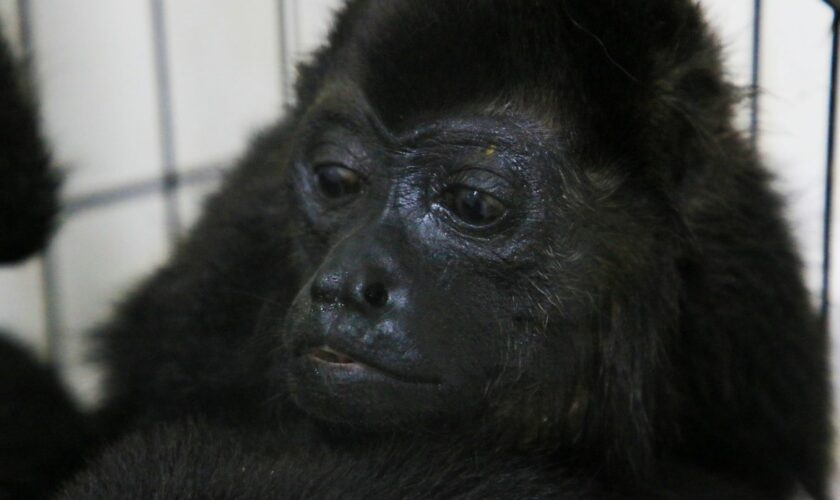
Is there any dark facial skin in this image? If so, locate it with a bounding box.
[266,88,599,435]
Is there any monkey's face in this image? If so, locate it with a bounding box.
[264,85,619,435]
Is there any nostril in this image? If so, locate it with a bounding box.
[362,282,389,308]
[311,284,330,303]
[310,272,342,304]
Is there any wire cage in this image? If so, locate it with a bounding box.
[0,0,838,492]
[0,0,343,397]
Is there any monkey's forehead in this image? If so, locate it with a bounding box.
[306,81,562,148]
[302,0,723,154]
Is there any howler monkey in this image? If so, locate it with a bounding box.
[2,1,832,499]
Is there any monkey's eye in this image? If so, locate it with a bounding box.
[314,164,362,199]
[443,187,506,226]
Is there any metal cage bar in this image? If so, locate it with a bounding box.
[16,0,63,362]
[821,1,839,328]
[149,0,182,242]
[750,0,763,148]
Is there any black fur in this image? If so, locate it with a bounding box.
[0,26,57,264]
[60,420,615,500]
[3,1,833,498]
[60,419,773,500]
[0,341,87,500]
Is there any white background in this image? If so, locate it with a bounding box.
[0,0,836,494]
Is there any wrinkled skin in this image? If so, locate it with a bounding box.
[0,1,832,499]
[278,94,589,434]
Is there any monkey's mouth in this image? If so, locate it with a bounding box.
[307,346,359,365]
[303,345,439,385]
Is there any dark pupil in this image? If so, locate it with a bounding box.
[316,165,361,198]
[452,188,504,225]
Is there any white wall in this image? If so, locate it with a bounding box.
[0,0,342,402]
[0,0,836,493]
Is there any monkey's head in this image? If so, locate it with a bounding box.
[256,0,731,476]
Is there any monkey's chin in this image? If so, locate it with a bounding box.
[286,352,448,428]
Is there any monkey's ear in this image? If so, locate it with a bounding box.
[0,28,59,263]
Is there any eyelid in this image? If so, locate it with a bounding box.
[448,168,514,201]
[313,162,368,185]
[309,147,355,165]
[304,127,367,163]
[307,144,369,182]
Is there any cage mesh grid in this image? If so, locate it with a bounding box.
[8,0,839,370]
[11,0,296,361]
